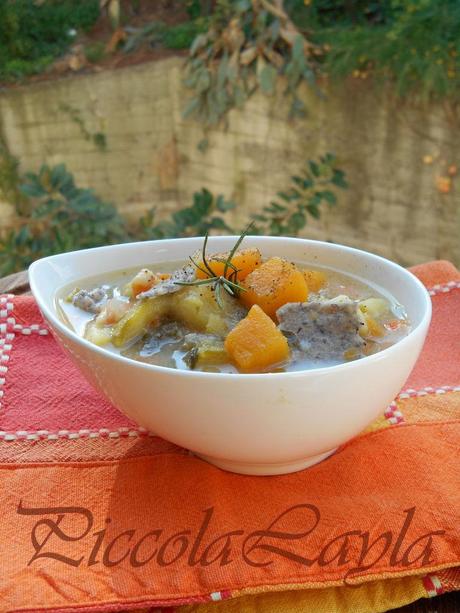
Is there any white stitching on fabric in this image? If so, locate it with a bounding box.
[1,285,459,440]
[427,280,460,296]
[385,385,460,426]
[13,323,49,335]
[2,385,459,442]
[423,573,444,597]
[0,295,15,413]
[0,428,150,441]
[384,401,404,425]
[398,385,460,399]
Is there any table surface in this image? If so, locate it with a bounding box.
[1,270,458,613]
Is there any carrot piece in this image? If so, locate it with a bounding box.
[303,269,327,293]
[224,305,290,371]
[196,248,262,281]
[240,257,308,319]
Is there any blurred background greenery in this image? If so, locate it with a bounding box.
[0,0,459,274]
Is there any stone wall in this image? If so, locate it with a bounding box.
[1,56,459,267]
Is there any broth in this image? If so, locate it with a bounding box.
[58,255,410,374]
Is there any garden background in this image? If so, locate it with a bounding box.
[0,0,459,275]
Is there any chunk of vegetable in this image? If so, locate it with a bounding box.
[303,269,327,293]
[358,311,385,338]
[183,335,229,368]
[125,269,171,298]
[196,248,262,282]
[170,286,227,334]
[359,298,389,319]
[170,285,245,335]
[112,296,169,347]
[357,298,388,338]
[96,298,130,326]
[240,257,308,319]
[224,304,290,371]
[85,322,113,346]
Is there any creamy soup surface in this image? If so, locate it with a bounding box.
[58,247,410,374]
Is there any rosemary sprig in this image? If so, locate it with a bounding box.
[174,223,255,308]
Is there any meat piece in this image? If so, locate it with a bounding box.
[137,264,196,299]
[72,287,107,314]
[276,298,364,360]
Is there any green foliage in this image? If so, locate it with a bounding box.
[84,41,107,64]
[0,164,127,276]
[136,153,348,239]
[187,0,214,19]
[162,20,210,50]
[285,0,394,28]
[250,153,347,235]
[0,0,100,81]
[0,154,347,274]
[134,189,235,240]
[0,127,27,214]
[183,0,321,126]
[123,19,209,54]
[313,0,460,102]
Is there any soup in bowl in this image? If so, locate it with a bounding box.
[29,236,431,475]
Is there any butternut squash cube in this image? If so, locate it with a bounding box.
[303,269,327,293]
[224,305,290,371]
[240,257,308,319]
[196,248,262,282]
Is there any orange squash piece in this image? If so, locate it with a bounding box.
[196,248,262,282]
[303,269,327,293]
[240,257,308,319]
[224,305,290,371]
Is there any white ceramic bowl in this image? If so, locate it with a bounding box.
[29,237,431,475]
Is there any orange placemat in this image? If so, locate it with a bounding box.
[0,260,459,613]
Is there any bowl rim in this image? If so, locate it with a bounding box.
[29,236,432,380]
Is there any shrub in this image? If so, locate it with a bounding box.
[134,189,235,240]
[0,0,100,81]
[0,164,127,276]
[250,153,347,235]
[310,0,460,102]
[183,0,322,126]
[0,155,347,275]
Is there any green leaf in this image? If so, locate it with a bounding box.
[264,202,287,213]
[50,163,68,188]
[331,171,348,188]
[308,160,320,177]
[258,64,277,95]
[236,0,251,11]
[217,52,229,88]
[233,84,247,108]
[196,68,211,93]
[216,195,235,212]
[182,97,200,119]
[292,36,305,64]
[208,217,233,231]
[321,191,337,205]
[19,182,46,198]
[287,211,306,234]
[190,33,208,56]
[307,204,321,219]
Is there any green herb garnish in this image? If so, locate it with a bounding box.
[174,223,254,308]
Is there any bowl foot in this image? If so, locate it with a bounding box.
[195,448,337,476]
